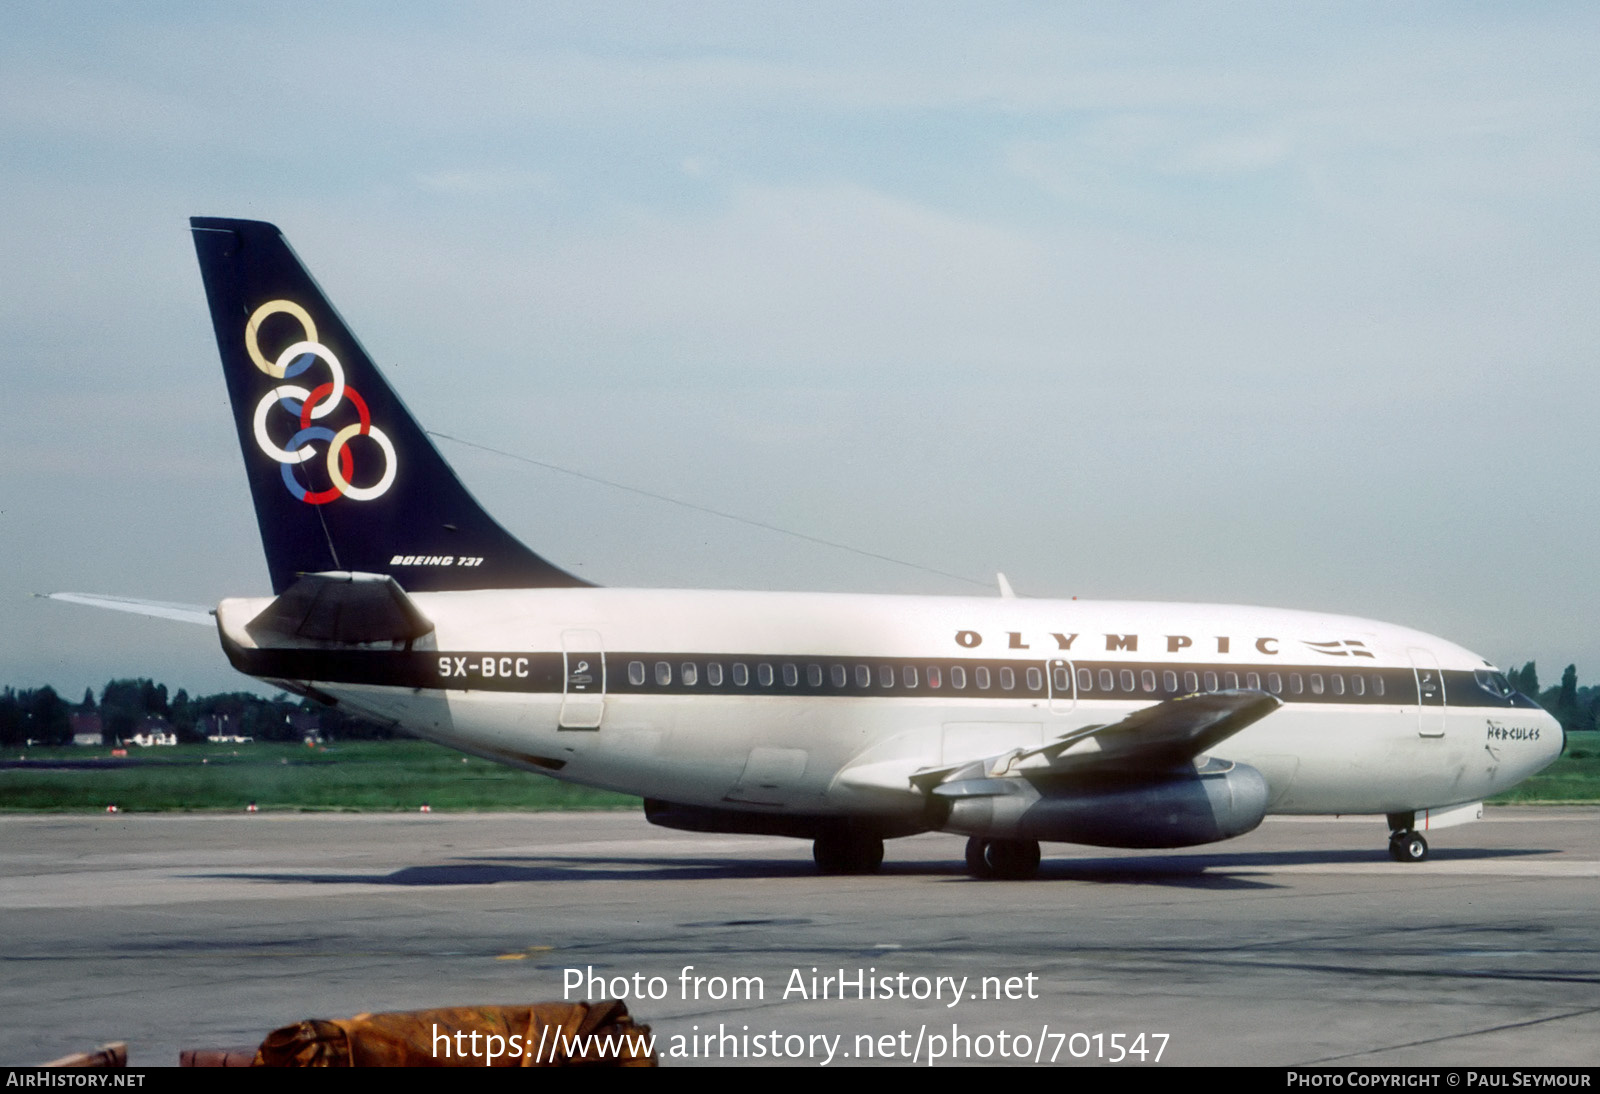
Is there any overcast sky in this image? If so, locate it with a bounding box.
[5,3,1599,698]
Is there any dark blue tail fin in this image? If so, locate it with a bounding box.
[191,217,590,594]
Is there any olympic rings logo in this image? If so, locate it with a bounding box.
[245,299,397,504]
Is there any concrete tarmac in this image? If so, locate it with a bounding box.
[2,808,1597,1067]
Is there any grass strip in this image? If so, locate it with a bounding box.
[4,736,1596,813]
[0,740,636,812]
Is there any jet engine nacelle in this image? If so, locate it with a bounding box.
[937,761,1270,849]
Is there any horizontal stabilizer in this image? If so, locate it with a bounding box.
[40,592,213,626]
[245,572,434,646]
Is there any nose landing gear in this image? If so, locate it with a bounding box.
[1388,830,1429,862]
[1386,812,1430,862]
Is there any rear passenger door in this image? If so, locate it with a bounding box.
[559,629,605,730]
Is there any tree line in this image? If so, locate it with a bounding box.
[1504,663,1598,736]
[0,679,393,748]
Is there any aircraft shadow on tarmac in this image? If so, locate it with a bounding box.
[192,845,1553,890]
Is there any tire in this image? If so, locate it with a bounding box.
[813,833,885,875]
[983,838,1041,880]
[965,837,995,879]
[1395,832,1429,863]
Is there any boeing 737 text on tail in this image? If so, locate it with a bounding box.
[51,218,1563,879]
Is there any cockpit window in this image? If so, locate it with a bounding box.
[1475,669,1515,698]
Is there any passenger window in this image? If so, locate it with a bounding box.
[628,661,645,686]
[1077,667,1092,692]
[1120,669,1135,692]
[1100,669,1115,691]
[1351,674,1365,696]
[976,666,992,689]
[999,666,1016,690]
[1224,672,1239,689]
[1289,673,1303,695]
[758,663,774,687]
[808,664,823,688]
[1026,666,1043,691]
[1309,673,1323,695]
[1055,666,1073,692]
[1184,670,1199,693]
[681,663,698,686]
[927,666,942,689]
[880,665,895,688]
[1372,675,1385,697]
[1245,672,1260,690]
[1163,670,1178,693]
[732,663,749,686]
[951,666,967,689]
[1330,674,1344,696]
[1141,669,1156,692]
[783,663,799,687]
[1203,671,1218,692]
[856,665,871,688]
[707,662,723,686]
[655,662,672,686]
[831,664,847,688]
[903,665,918,688]
[1267,673,1282,694]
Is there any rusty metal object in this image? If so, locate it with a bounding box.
[42,1043,127,1068]
[250,1000,654,1067]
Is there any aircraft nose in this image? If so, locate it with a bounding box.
[1542,708,1566,766]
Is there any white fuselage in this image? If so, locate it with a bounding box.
[216,587,1563,826]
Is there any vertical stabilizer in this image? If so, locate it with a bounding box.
[191,217,590,594]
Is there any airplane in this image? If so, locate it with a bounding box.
[49,217,1564,880]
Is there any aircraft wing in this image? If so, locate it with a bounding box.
[39,592,214,626]
[909,689,1282,791]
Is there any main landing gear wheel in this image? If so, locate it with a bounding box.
[964,837,1041,880]
[1388,830,1429,863]
[965,837,995,879]
[813,833,885,875]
